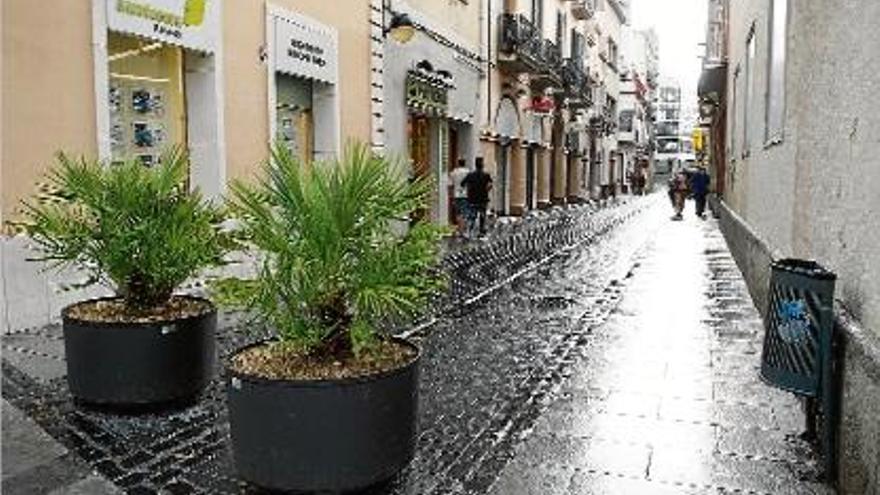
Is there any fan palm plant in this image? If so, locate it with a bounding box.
[15,148,233,311]
[215,143,446,359]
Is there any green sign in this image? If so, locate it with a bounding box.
[406,73,449,116]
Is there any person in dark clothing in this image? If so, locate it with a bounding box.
[690,166,710,218]
[461,157,493,236]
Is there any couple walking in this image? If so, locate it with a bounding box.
[449,158,492,238]
[669,166,710,220]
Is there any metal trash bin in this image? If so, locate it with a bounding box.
[760,258,838,479]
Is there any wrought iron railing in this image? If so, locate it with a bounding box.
[498,14,543,71]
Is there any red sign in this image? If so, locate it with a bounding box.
[528,96,555,113]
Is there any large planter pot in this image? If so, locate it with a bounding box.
[62,296,216,406]
[227,338,420,492]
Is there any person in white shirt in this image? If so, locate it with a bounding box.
[449,158,470,237]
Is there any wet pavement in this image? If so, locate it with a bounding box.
[1,194,832,494]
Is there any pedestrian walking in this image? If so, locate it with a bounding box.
[462,157,492,237]
[449,158,470,237]
[670,169,688,220]
[690,166,710,218]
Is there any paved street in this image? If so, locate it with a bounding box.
[1,195,831,494]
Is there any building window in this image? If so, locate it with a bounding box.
[619,110,634,133]
[531,0,543,32]
[765,0,788,143]
[743,27,756,156]
[556,10,564,48]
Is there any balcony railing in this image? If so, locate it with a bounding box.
[566,130,584,156]
[498,13,543,74]
[542,39,562,78]
[563,58,592,108]
[569,0,596,20]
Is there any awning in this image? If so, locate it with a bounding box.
[698,64,727,103]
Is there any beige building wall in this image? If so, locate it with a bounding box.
[224,0,372,183]
[1,0,373,221]
[1,0,97,224]
[404,0,480,46]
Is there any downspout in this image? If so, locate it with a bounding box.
[486,0,492,129]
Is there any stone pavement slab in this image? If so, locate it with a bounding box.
[47,475,123,495]
[1,399,68,479]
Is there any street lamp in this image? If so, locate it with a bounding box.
[386,12,415,44]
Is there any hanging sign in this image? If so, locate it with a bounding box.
[273,13,338,84]
[406,72,449,116]
[106,0,219,52]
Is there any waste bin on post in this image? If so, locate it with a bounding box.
[759,258,837,480]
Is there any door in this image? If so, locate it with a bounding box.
[526,147,536,210]
[275,73,314,163]
[496,144,509,215]
[408,115,431,221]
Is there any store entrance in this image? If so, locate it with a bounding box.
[408,115,431,222]
[496,143,510,216]
[275,73,314,163]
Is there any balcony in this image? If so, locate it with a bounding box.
[569,0,596,21]
[498,14,544,74]
[566,130,584,156]
[562,58,592,108]
[531,39,563,90]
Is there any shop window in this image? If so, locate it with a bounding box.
[765,0,787,143]
[108,32,186,166]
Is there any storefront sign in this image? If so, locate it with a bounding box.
[406,72,449,116]
[107,0,219,52]
[274,14,337,84]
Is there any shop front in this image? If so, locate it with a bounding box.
[93,0,224,197]
[383,12,481,226]
[266,6,339,163]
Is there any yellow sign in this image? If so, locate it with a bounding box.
[116,0,207,27]
[692,128,704,153]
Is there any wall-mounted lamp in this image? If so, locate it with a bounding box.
[385,12,415,44]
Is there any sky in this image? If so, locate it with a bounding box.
[629,0,707,114]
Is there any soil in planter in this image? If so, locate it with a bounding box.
[65,296,212,323]
[231,340,417,381]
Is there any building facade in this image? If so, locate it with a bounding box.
[653,83,682,178]
[618,27,658,191]
[698,0,729,195]
[374,0,482,226]
[1,0,374,225]
[714,1,880,492]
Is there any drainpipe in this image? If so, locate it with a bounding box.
[486,0,492,129]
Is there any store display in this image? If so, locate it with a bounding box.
[109,78,174,165]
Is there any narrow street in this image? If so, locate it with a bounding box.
[1,196,831,494]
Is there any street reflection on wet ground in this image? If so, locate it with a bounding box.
[486,201,831,495]
[1,194,833,494]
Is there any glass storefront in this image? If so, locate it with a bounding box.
[275,73,314,163]
[107,32,187,166]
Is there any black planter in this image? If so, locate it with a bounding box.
[62,296,216,406]
[227,338,420,493]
